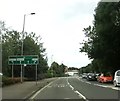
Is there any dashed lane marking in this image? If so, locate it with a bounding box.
[69,85,74,90]
[64,98,71,99]
[30,79,58,99]
[86,82,91,85]
[74,90,89,101]
[67,77,88,101]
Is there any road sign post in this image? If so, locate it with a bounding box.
[8,55,39,83]
[36,64,37,85]
[12,65,13,79]
[21,65,22,83]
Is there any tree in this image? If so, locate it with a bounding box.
[1,21,49,78]
[2,29,21,76]
[59,63,67,76]
[80,2,120,74]
[50,62,66,77]
[50,61,59,77]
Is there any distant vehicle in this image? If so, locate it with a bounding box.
[82,73,87,79]
[113,70,120,87]
[97,73,113,83]
[95,73,101,80]
[87,73,96,81]
[73,73,79,77]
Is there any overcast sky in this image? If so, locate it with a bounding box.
[0,0,100,68]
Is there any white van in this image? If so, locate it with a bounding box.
[113,70,120,87]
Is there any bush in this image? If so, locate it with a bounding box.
[2,76,21,86]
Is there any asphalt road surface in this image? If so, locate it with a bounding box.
[30,77,120,101]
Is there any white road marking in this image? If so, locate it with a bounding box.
[47,85,52,88]
[86,82,91,85]
[24,90,36,99]
[106,86,120,91]
[48,84,68,88]
[88,82,120,91]
[74,90,88,101]
[111,87,120,90]
[67,78,69,85]
[77,78,85,83]
[94,84,104,87]
[93,84,108,88]
[67,77,88,101]
[30,79,58,99]
[64,98,71,99]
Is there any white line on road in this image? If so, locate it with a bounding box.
[74,90,88,101]
[78,77,120,91]
[24,91,36,99]
[67,78,74,90]
[86,82,91,85]
[69,85,74,90]
[67,77,88,101]
[64,98,71,99]
[111,87,120,90]
[30,79,58,99]
[67,77,69,85]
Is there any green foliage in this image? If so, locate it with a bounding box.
[46,70,53,78]
[2,76,21,86]
[1,21,49,79]
[2,30,21,76]
[50,62,66,77]
[80,2,120,73]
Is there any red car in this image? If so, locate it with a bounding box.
[97,73,113,83]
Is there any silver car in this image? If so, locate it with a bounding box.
[113,70,120,87]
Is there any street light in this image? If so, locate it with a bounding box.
[21,13,35,83]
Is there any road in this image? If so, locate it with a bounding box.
[30,77,120,101]
[2,78,57,100]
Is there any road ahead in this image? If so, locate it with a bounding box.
[30,77,82,100]
[30,77,120,100]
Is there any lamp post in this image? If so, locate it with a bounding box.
[21,13,35,83]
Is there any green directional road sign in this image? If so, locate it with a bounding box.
[8,55,39,65]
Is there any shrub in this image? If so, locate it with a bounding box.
[2,76,21,86]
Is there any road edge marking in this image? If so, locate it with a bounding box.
[30,78,58,99]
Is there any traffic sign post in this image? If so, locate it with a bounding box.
[36,64,37,85]
[8,55,39,84]
[12,65,13,79]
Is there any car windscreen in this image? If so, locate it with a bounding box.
[116,71,120,76]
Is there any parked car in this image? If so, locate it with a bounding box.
[82,73,87,79]
[97,73,113,83]
[113,70,120,87]
[87,73,96,81]
[95,73,101,80]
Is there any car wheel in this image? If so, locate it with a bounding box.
[114,81,117,87]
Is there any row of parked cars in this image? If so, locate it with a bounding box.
[81,70,120,87]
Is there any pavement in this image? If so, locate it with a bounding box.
[2,77,57,100]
